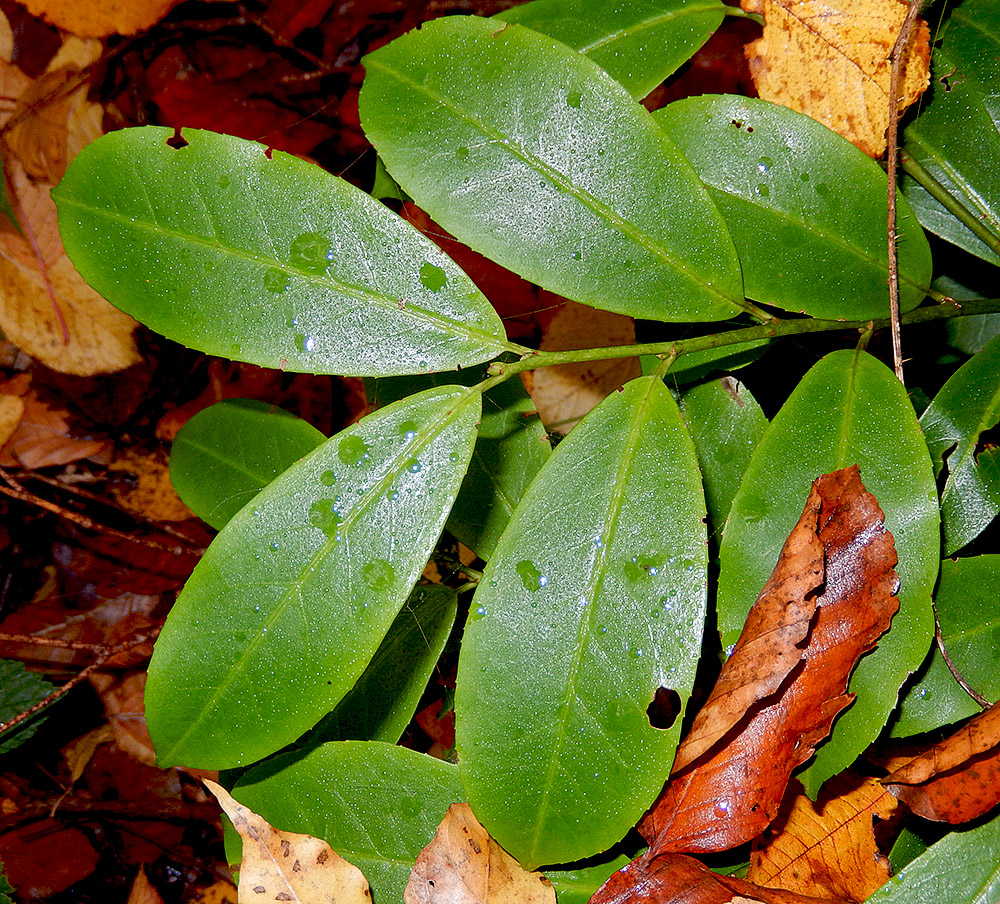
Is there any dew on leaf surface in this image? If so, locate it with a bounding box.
[264,268,288,293]
[289,231,332,274]
[362,558,395,590]
[309,499,341,536]
[338,435,370,466]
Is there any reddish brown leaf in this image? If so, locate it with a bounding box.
[748,775,898,902]
[591,851,852,904]
[884,703,1000,823]
[640,466,899,853]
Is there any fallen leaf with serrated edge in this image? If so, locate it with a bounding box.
[748,775,897,901]
[405,803,555,904]
[204,779,372,904]
[742,0,930,157]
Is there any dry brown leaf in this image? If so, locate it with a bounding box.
[18,0,189,38]
[592,850,853,904]
[62,724,114,785]
[109,448,196,523]
[883,703,1000,823]
[748,775,897,902]
[741,0,930,157]
[0,392,25,447]
[204,780,372,904]
[639,466,899,854]
[405,803,555,904]
[522,301,639,434]
[90,670,156,766]
[127,867,165,904]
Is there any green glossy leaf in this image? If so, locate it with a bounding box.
[655,96,932,319]
[457,375,707,868]
[545,854,633,903]
[146,385,481,769]
[170,399,325,530]
[679,376,767,535]
[368,366,551,559]
[888,827,930,876]
[867,809,1000,903]
[54,127,509,377]
[0,659,54,756]
[895,555,1000,735]
[296,584,457,747]
[360,16,745,323]
[903,54,1000,266]
[921,334,1000,554]
[720,349,939,795]
[495,0,727,99]
[233,742,466,903]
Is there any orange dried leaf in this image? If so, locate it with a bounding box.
[748,775,898,902]
[640,466,899,853]
[405,803,555,904]
[204,780,372,904]
[591,851,853,904]
[884,703,1000,823]
[18,0,188,38]
[741,0,930,157]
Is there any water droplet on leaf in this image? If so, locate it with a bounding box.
[289,231,332,274]
[362,558,395,590]
[338,435,369,466]
[419,261,447,292]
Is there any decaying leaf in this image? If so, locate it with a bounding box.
[741,0,930,157]
[640,466,899,853]
[591,850,853,904]
[17,0,187,38]
[405,803,554,904]
[884,702,1000,823]
[204,780,372,904]
[109,448,196,523]
[748,775,897,901]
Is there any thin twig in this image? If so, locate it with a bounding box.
[886,0,927,385]
[0,629,160,737]
[935,618,991,709]
[0,633,112,653]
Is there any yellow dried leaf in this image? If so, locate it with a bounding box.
[19,0,189,39]
[109,448,195,523]
[741,0,930,157]
[204,780,372,904]
[0,393,25,447]
[748,775,898,902]
[405,803,555,904]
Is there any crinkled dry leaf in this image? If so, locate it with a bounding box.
[884,702,1000,823]
[204,780,372,904]
[405,803,555,904]
[748,775,897,901]
[741,0,930,157]
[640,466,899,853]
[18,0,187,38]
[591,851,853,904]
[523,301,639,434]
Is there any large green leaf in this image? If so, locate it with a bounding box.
[920,334,1000,554]
[456,375,707,868]
[495,0,727,99]
[367,365,550,559]
[866,809,1000,903]
[655,96,932,319]
[54,127,509,377]
[903,56,1000,266]
[679,376,767,536]
[146,385,481,769]
[719,349,939,795]
[170,399,325,530]
[360,16,745,323]
[233,742,466,903]
[893,556,1000,736]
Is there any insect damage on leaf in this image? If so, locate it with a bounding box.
[639,465,900,855]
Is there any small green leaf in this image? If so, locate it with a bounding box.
[54,127,509,377]
[360,16,745,324]
[496,0,727,99]
[297,584,457,746]
[655,95,932,319]
[720,349,939,795]
[921,334,1000,554]
[146,385,481,769]
[170,399,325,530]
[0,860,11,904]
[233,742,465,903]
[866,808,1000,903]
[368,365,551,559]
[0,659,53,757]
[891,647,982,739]
[679,376,768,535]
[457,375,707,868]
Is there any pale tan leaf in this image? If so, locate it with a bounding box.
[741,0,930,157]
[523,301,639,434]
[0,393,25,447]
[405,803,555,904]
[61,724,114,785]
[204,780,372,904]
[18,0,191,39]
[127,866,165,904]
